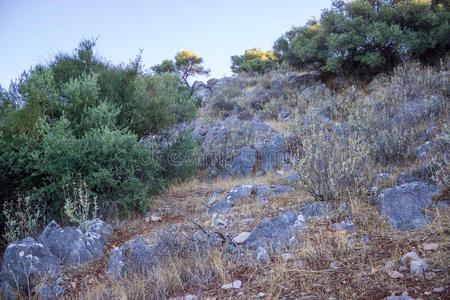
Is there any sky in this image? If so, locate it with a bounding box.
[0,0,332,88]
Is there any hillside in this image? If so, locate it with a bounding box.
[1,60,449,299]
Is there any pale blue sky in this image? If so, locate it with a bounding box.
[0,0,331,88]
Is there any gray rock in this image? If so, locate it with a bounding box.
[0,280,17,300]
[376,181,437,230]
[410,259,429,275]
[396,173,420,185]
[244,212,300,251]
[38,278,65,300]
[360,236,371,243]
[248,121,272,140]
[221,280,242,290]
[1,237,60,292]
[191,81,211,99]
[376,173,392,183]
[232,232,251,244]
[270,73,319,98]
[256,186,274,198]
[261,134,288,172]
[256,247,269,263]
[271,184,295,195]
[211,213,227,228]
[208,199,233,214]
[84,218,113,237]
[281,172,301,184]
[281,253,292,261]
[330,218,357,232]
[298,202,330,219]
[255,198,269,204]
[229,146,257,177]
[38,220,110,264]
[278,106,291,120]
[226,185,254,202]
[106,247,126,280]
[299,84,332,101]
[107,238,160,280]
[415,141,436,160]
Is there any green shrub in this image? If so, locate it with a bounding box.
[130,73,196,136]
[0,40,201,241]
[276,0,450,78]
[33,111,163,217]
[161,131,200,181]
[231,48,279,74]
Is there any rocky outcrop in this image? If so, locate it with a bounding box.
[38,220,111,265]
[228,146,257,177]
[244,212,302,251]
[376,181,437,230]
[0,219,112,298]
[0,237,60,293]
[191,81,211,99]
[298,202,330,219]
[269,73,319,98]
[107,237,159,280]
[260,133,290,173]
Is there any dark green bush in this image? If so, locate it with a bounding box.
[275,0,450,78]
[32,110,163,217]
[231,48,279,74]
[0,40,199,236]
[161,131,200,181]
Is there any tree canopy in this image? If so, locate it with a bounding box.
[151,51,210,87]
[274,0,450,78]
[231,48,279,74]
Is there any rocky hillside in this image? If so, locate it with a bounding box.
[1,62,449,299]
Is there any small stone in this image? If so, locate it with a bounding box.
[371,186,379,194]
[410,259,429,275]
[389,270,405,279]
[221,280,242,290]
[329,261,338,269]
[433,287,444,293]
[384,261,395,273]
[424,291,431,296]
[232,232,251,244]
[258,292,266,298]
[281,253,292,261]
[211,213,227,228]
[422,243,439,251]
[425,272,436,280]
[348,239,355,247]
[401,252,421,264]
[256,247,269,263]
[240,218,255,223]
[151,215,162,222]
[360,236,370,243]
[329,218,356,232]
[295,260,305,267]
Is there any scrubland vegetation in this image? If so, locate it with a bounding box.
[0,0,449,299]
